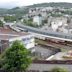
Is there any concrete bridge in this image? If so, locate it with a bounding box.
[16,24,72,42]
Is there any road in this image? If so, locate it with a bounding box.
[16,23,72,41]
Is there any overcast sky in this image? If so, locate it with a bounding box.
[0,0,72,8]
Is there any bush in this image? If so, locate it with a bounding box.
[50,67,68,72]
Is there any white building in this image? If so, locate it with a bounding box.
[50,17,69,33]
[51,22,58,31]
[33,16,42,26]
[0,26,35,53]
[0,17,4,21]
[51,21,63,31]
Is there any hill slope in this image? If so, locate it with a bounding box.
[26,2,72,8]
[0,2,72,16]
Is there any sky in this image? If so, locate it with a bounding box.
[0,0,72,8]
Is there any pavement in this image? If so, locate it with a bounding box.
[33,45,54,59]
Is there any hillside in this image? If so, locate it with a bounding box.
[0,2,72,16]
[0,8,8,15]
[26,2,72,8]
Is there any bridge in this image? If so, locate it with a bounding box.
[16,24,72,42]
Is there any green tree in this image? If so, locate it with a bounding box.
[50,67,68,72]
[0,40,32,72]
[4,16,16,22]
[0,20,3,27]
[23,19,38,27]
